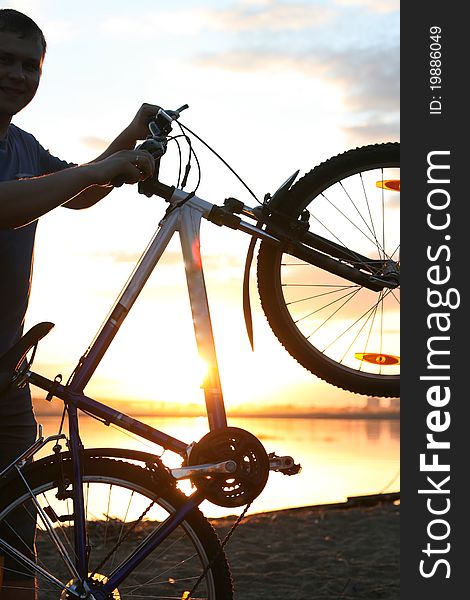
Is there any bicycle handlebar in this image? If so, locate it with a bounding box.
[148,104,189,137]
[111,104,189,188]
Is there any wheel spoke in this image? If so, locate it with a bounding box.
[257,143,400,395]
[0,457,232,599]
[15,467,81,581]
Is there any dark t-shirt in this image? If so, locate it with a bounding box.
[0,123,73,415]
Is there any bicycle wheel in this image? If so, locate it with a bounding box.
[257,143,400,397]
[0,452,233,599]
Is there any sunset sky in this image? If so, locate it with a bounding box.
[10,0,400,412]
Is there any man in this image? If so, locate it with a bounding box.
[0,8,158,598]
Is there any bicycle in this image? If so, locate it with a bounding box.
[0,105,400,599]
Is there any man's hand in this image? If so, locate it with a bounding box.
[92,103,161,164]
[87,148,156,187]
[124,103,161,143]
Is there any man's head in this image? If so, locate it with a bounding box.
[0,9,46,124]
[0,9,46,57]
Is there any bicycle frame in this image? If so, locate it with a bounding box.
[10,174,394,595]
[69,189,230,430]
[0,101,399,596]
[27,191,253,464]
[18,187,278,596]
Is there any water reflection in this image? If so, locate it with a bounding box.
[35,414,399,518]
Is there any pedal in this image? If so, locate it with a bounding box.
[268,453,301,476]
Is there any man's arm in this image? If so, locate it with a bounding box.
[0,104,160,228]
[0,148,155,229]
[64,103,160,210]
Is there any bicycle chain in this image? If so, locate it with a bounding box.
[185,501,253,600]
[89,486,158,578]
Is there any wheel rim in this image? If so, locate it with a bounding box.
[279,163,400,384]
[0,474,219,599]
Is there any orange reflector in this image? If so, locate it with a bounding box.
[355,352,400,365]
[182,593,191,600]
[376,179,400,191]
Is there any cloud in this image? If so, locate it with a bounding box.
[330,46,399,105]
[93,250,142,264]
[102,10,208,37]
[343,121,400,146]
[323,45,400,141]
[93,249,244,271]
[192,0,397,35]
[194,38,399,144]
[101,2,334,37]
[195,42,399,112]
[100,0,399,40]
[195,50,291,73]
[81,136,109,152]
[9,2,76,44]
[335,0,399,13]
[205,2,335,33]
[98,1,399,146]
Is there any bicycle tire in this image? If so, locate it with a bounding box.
[0,452,233,599]
[257,143,400,397]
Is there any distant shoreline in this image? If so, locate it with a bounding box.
[32,400,400,420]
[231,411,399,420]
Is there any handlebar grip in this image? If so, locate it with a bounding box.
[176,103,189,114]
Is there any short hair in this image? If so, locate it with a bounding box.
[0,8,47,57]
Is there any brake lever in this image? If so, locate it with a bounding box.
[164,104,189,120]
[111,138,167,188]
[112,104,188,188]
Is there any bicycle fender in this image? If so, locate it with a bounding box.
[243,236,257,351]
[242,172,299,350]
[266,170,300,213]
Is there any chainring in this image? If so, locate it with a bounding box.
[188,427,270,508]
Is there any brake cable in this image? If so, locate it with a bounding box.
[177,121,261,205]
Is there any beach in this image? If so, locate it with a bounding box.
[32,495,399,599]
[30,412,399,598]
[214,499,400,600]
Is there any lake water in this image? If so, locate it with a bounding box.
[35,414,400,518]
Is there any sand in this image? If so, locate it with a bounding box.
[213,499,400,600]
[33,496,399,599]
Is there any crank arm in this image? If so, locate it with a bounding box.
[171,460,237,480]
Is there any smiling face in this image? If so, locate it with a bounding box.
[0,30,43,132]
